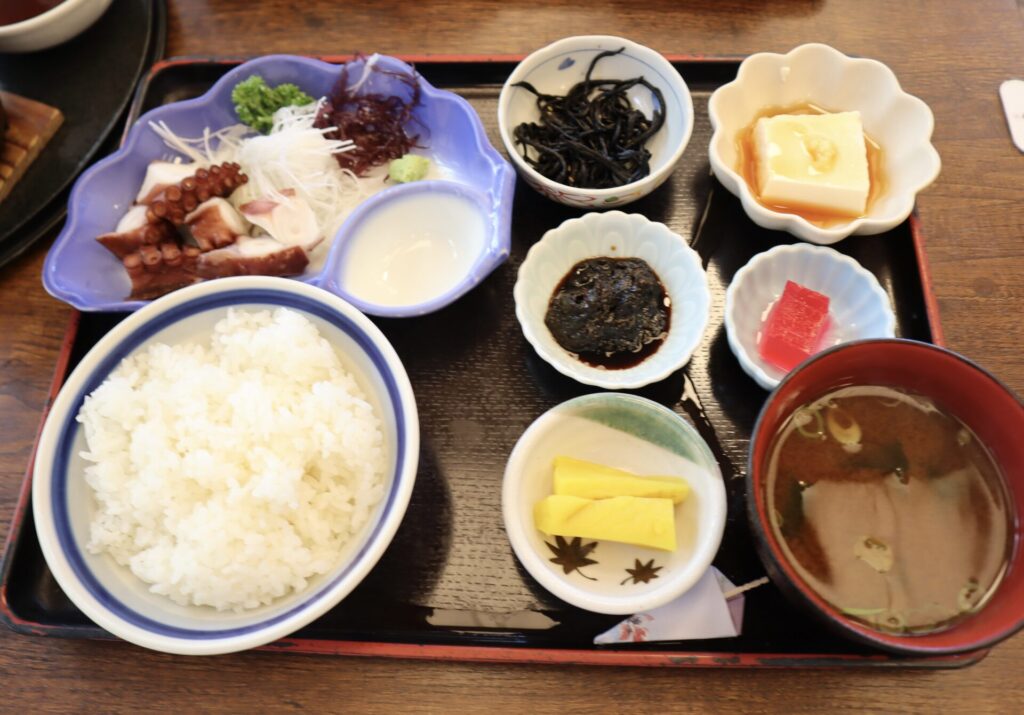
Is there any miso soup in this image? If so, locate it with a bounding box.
[766,385,1012,634]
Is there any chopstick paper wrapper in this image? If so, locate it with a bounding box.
[594,568,768,644]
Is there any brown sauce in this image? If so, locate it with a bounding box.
[0,0,64,25]
[766,386,1012,635]
[574,326,670,370]
[736,103,887,228]
[544,257,670,370]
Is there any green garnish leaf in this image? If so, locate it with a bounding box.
[794,407,825,440]
[232,75,314,134]
[853,535,893,573]
[777,474,806,539]
[826,406,862,447]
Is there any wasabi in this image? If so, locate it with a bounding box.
[388,154,430,183]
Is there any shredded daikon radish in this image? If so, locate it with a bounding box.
[225,103,367,241]
[347,53,381,95]
[149,121,248,165]
[150,102,373,249]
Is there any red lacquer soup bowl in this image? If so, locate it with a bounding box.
[747,339,1024,655]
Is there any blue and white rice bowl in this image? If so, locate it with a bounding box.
[32,276,419,655]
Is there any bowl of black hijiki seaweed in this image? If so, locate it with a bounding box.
[514,211,710,389]
[498,35,694,209]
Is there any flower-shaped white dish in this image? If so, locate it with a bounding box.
[502,393,726,615]
[725,243,896,390]
[708,43,941,244]
[514,212,710,389]
[498,35,694,209]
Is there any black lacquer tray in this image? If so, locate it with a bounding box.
[0,0,167,269]
[1,56,978,668]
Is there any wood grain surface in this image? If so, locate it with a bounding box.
[0,92,64,204]
[2,1,1023,712]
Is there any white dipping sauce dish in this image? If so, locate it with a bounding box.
[325,181,503,317]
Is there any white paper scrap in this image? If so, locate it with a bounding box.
[1000,80,1024,153]
[594,567,760,645]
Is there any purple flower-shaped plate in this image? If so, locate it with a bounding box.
[42,54,516,315]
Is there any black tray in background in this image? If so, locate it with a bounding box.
[1,58,966,667]
[0,0,167,269]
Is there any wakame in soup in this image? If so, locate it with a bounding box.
[766,385,1012,634]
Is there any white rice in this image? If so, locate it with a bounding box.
[77,307,386,611]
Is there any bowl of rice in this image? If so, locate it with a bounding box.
[31,276,418,655]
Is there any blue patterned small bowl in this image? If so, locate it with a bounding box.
[32,276,419,654]
[498,36,693,209]
[43,54,515,316]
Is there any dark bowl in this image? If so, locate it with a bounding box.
[747,339,1024,655]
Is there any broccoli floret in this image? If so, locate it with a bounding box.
[388,154,431,183]
[231,75,314,134]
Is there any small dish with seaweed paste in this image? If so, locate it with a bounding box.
[514,211,710,389]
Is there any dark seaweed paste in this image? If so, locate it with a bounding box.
[544,257,670,369]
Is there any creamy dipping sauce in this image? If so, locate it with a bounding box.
[341,190,486,307]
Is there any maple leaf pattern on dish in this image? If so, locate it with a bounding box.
[620,558,663,585]
[545,536,599,580]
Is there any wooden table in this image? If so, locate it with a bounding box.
[3,1,1023,711]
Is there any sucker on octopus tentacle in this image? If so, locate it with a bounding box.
[98,162,249,258]
[145,162,248,224]
[122,237,314,299]
[97,205,179,259]
[135,161,200,205]
[98,161,331,300]
[124,241,202,300]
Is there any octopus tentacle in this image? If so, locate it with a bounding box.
[145,162,248,224]
[97,218,178,259]
[123,242,202,300]
[196,240,309,279]
[96,161,325,300]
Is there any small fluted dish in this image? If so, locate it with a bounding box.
[42,54,515,315]
[503,393,726,615]
[724,243,896,390]
[708,43,941,244]
[514,212,710,389]
[498,35,693,209]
